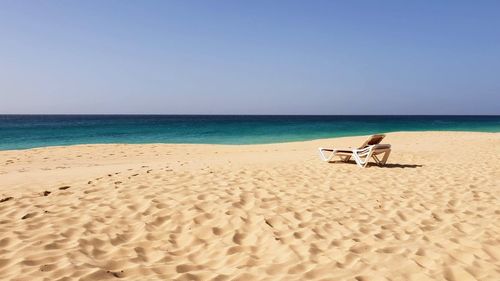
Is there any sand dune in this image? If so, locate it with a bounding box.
[0,132,499,281]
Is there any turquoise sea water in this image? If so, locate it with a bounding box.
[0,115,499,150]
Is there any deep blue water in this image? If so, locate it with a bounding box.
[0,115,499,150]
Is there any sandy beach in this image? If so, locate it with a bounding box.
[0,131,499,281]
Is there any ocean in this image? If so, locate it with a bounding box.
[0,115,499,150]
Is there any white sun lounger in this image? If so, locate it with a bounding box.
[318,134,391,168]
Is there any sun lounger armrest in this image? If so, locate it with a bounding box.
[373,144,391,149]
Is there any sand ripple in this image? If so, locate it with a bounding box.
[0,132,499,280]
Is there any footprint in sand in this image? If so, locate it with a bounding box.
[106,270,124,278]
[39,264,57,272]
[0,197,13,203]
[21,212,37,220]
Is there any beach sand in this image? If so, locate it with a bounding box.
[0,132,499,281]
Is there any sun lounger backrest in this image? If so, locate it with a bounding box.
[359,134,385,148]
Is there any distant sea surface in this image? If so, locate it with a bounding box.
[0,115,499,150]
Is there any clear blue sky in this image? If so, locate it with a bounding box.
[1,1,499,114]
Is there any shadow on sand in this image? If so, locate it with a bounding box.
[329,161,423,169]
[378,163,423,169]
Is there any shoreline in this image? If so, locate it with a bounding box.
[0,130,498,152]
[2,115,499,151]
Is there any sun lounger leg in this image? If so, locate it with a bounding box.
[318,148,336,162]
[380,150,391,165]
[353,147,375,168]
[352,152,365,168]
[363,150,374,168]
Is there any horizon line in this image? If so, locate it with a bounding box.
[1,113,499,117]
